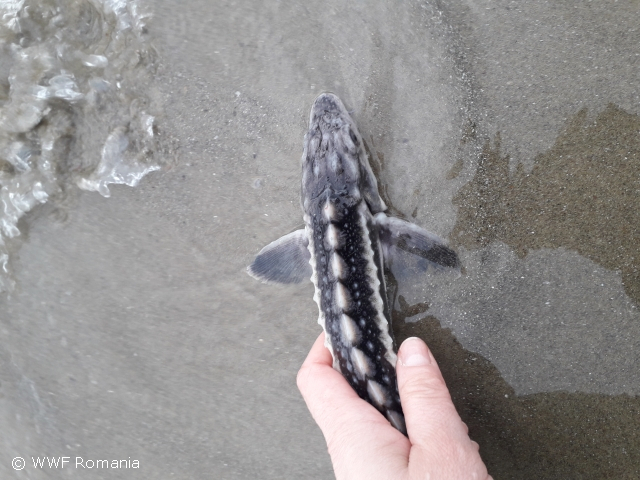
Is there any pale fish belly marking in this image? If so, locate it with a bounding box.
[247,93,460,436]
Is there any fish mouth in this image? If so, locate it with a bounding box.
[309,92,350,125]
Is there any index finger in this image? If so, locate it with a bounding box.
[297,332,360,422]
[301,331,334,369]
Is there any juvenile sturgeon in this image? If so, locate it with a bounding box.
[248,93,460,435]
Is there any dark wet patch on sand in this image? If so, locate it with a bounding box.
[394,316,640,479]
[450,104,640,305]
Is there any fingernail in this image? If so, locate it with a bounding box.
[399,337,431,366]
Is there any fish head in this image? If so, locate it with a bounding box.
[301,93,386,214]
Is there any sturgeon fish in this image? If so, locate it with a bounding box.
[248,93,460,435]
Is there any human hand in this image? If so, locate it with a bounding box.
[297,333,492,480]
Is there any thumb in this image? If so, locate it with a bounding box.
[396,337,492,479]
[396,337,469,448]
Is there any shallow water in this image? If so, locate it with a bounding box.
[0,0,164,291]
[1,1,639,479]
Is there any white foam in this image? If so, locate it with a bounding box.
[0,0,160,292]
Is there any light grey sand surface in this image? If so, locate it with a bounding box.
[1,1,639,479]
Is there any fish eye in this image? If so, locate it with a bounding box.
[349,129,359,145]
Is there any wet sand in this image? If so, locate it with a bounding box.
[1,1,639,479]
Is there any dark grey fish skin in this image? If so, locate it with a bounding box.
[248,93,460,436]
[301,94,405,433]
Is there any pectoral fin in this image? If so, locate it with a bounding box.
[247,229,312,284]
[374,213,460,274]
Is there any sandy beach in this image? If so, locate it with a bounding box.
[1,1,639,478]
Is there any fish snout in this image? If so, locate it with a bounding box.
[310,93,349,125]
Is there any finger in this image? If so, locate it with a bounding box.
[396,337,468,447]
[297,333,384,434]
[301,330,333,368]
[297,333,410,479]
[397,337,490,479]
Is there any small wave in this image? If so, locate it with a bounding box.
[0,0,163,292]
